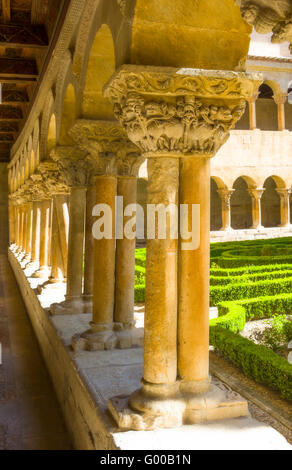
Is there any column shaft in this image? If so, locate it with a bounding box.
[178,157,210,389]
[144,157,179,385]
[66,187,86,300]
[31,202,41,263]
[115,176,137,326]
[24,202,33,259]
[92,176,116,325]
[9,203,16,245]
[50,195,68,282]
[83,186,96,300]
[248,99,257,130]
[39,200,51,269]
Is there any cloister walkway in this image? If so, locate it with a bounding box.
[0,253,71,450]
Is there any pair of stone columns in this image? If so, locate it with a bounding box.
[217,187,266,231]
[101,65,262,429]
[49,130,143,351]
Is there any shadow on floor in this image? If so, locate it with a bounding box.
[0,253,71,450]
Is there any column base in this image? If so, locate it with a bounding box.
[31,266,51,279]
[108,378,248,431]
[20,255,31,268]
[71,321,143,352]
[50,297,87,315]
[38,279,67,294]
[219,226,233,232]
[24,260,39,271]
[250,225,264,230]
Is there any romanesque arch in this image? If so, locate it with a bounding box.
[231,176,254,229]
[261,176,284,227]
[256,83,278,131]
[81,24,116,120]
[210,177,225,231]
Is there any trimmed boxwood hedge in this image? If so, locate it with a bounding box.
[210,326,292,401]
[210,276,292,306]
[210,293,292,400]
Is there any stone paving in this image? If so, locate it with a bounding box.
[0,255,71,450]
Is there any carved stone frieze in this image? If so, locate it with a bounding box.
[236,0,292,52]
[104,66,262,157]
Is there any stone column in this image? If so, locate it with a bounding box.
[32,198,52,278]
[217,189,234,231]
[104,65,260,429]
[248,188,265,230]
[34,163,70,289]
[178,156,211,392]
[144,157,179,389]
[274,93,287,132]
[18,202,28,260]
[16,204,23,253]
[247,94,257,130]
[68,121,143,350]
[8,198,16,247]
[26,200,41,269]
[277,189,291,227]
[49,149,90,315]
[23,201,33,263]
[114,154,144,346]
[82,185,96,308]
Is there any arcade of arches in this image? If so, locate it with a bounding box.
[1,0,292,450]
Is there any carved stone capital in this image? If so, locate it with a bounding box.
[276,188,290,199]
[248,188,265,201]
[273,93,288,105]
[116,153,145,178]
[104,65,262,157]
[236,0,292,52]
[37,160,69,195]
[51,146,93,188]
[69,120,141,177]
[217,189,235,209]
[29,174,50,201]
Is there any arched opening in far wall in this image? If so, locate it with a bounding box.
[261,177,281,227]
[60,84,77,145]
[210,178,223,231]
[47,114,57,156]
[231,177,253,229]
[81,24,116,120]
[256,83,278,131]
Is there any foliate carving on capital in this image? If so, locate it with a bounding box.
[112,93,246,156]
[37,160,69,195]
[217,189,235,209]
[69,120,141,177]
[104,66,262,156]
[273,93,288,105]
[116,153,145,178]
[248,188,265,201]
[50,146,93,187]
[29,174,50,201]
[276,188,290,199]
[236,0,292,52]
